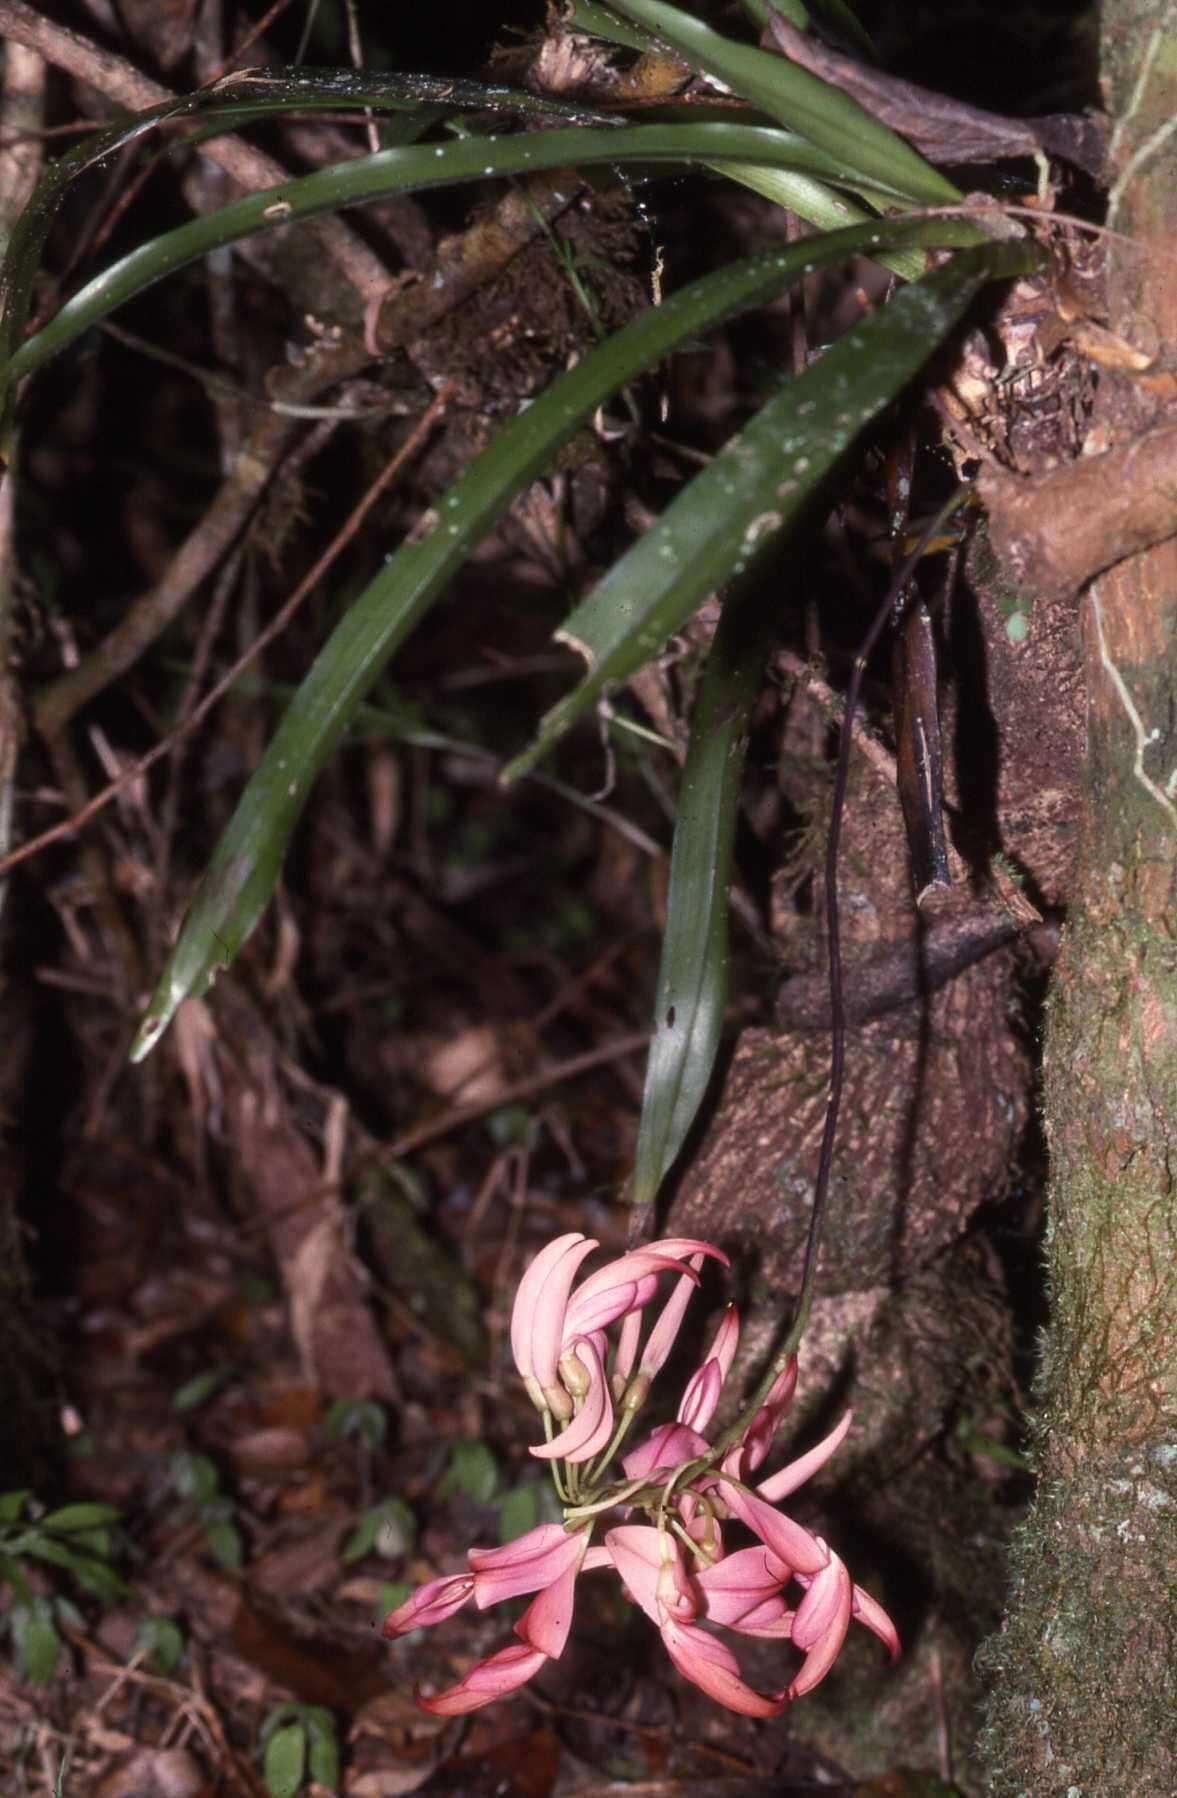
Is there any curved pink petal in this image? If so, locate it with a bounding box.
[638,1257,703,1383]
[661,1617,787,1718]
[528,1336,613,1464]
[382,1571,474,1637]
[622,1420,709,1481]
[678,1304,739,1431]
[792,1544,851,1650]
[735,1356,798,1476]
[852,1583,901,1661]
[510,1234,588,1378]
[696,1545,788,1629]
[564,1240,724,1340]
[470,1523,584,1606]
[517,1235,599,1412]
[718,1479,828,1577]
[417,1641,546,1715]
[645,1237,731,1266]
[515,1554,580,1658]
[611,1307,644,1395]
[677,1358,723,1435]
[756,1408,853,1504]
[604,1524,664,1626]
[564,1260,681,1339]
[789,1551,853,1697]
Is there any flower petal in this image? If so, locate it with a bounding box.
[382,1571,474,1637]
[622,1420,709,1482]
[519,1235,599,1412]
[756,1409,853,1504]
[469,1523,584,1606]
[852,1583,901,1661]
[718,1479,828,1577]
[611,1307,644,1396]
[638,1256,703,1383]
[528,1335,614,1463]
[515,1554,580,1658]
[678,1304,739,1432]
[696,1546,788,1629]
[510,1233,587,1378]
[661,1617,787,1717]
[564,1261,678,1339]
[564,1240,725,1339]
[732,1356,798,1476]
[604,1524,664,1626]
[789,1550,853,1697]
[417,1642,546,1715]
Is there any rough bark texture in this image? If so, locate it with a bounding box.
[978,4,1177,1789]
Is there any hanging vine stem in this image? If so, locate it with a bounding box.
[656,481,978,1505]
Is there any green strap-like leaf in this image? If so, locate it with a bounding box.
[502,239,1042,787]
[4,121,939,404]
[734,0,878,65]
[0,72,621,419]
[601,0,960,204]
[129,215,986,1061]
[630,582,774,1217]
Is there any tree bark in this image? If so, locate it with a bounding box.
[979,4,1177,1789]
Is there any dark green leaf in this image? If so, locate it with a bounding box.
[40,1503,121,1533]
[504,240,1043,782]
[11,1597,60,1684]
[129,214,987,1061]
[603,0,958,204]
[263,1721,307,1798]
[630,582,775,1215]
[308,1731,340,1790]
[341,1498,416,1564]
[437,1441,499,1505]
[172,1367,235,1412]
[170,1452,221,1505]
[325,1397,388,1451]
[205,1520,243,1569]
[5,121,934,404]
[134,1616,185,1676]
[496,1485,540,1544]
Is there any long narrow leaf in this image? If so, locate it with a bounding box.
[601,0,960,204]
[129,214,988,1060]
[735,0,877,64]
[0,72,621,414]
[4,122,944,404]
[629,583,773,1220]
[503,238,1042,785]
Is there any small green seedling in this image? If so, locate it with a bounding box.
[0,1490,125,1683]
[436,1439,499,1505]
[340,1496,416,1565]
[325,1397,389,1453]
[259,1703,341,1798]
[134,1614,186,1676]
[168,1452,243,1569]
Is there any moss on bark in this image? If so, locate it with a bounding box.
[979,3,1177,1789]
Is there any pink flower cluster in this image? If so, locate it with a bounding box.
[383,1233,898,1717]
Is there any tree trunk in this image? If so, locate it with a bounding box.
[979,5,1177,1789]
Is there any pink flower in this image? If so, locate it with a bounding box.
[384,1522,589,1715]
[384,1234,898,1720]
